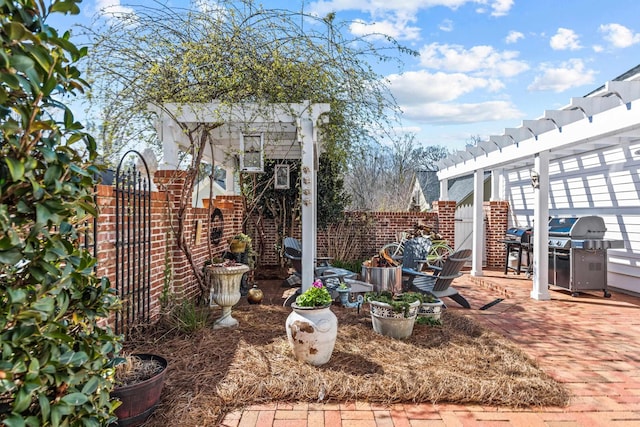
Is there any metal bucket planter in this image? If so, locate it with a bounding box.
[111,354,168,427]
[368,299,421,339]
[418,299,444,321]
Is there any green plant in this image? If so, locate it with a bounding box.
[416,316,442,326]
[232,233,252,243]
[0,1,122,425]
[295,280,333,307]
[168,299,210,333]
[365,291,423,317]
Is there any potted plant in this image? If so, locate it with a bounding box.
[285,280,338,366]
[417,293,444,322]
[229,233,251,254]
[110,353,168,427]
[365,291,423,339]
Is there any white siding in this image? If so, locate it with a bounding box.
[506,140,640,293]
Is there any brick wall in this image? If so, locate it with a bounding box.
[94,170,509,324]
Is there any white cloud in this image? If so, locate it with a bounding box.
[592,44,604,53]
[309,0,513,39]
[439,19,454,32]
[528,59,597,93]
[386,70,522,126]
[419,42,529,78]
[95,0,137,24]
[599,23,640,48]
[489,0,514,17]
[550,28,582,51]
[505,30,524,44]
[388,70,503,105]
[401,100,522,125]
[350,18,421,41]
[96,0,135,17]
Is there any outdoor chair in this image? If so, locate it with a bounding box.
[282,237,372,306]
[402,248,472,309]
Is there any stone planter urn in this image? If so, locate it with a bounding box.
[206,263,250,329]
[285,303,337,366]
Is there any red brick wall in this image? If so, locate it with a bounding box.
[247,211,441,267]
[94,171,509,325]
[94,170,245,323]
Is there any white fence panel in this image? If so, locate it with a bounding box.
[455,204,486,266]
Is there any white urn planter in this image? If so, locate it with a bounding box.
[368,299,421,339]
[206,263,250,329]
[285,303,338,366]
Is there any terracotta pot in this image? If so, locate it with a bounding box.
[286,303,337,366]
[111,354,167,427]
[213,199,234,211]
[202,198,211,209]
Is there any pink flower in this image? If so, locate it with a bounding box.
[312,279,323,289]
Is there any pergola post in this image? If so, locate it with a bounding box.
[298,113,316,291]
[531,151,551,300]
[471,168,484,277]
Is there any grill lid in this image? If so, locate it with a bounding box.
[506,227,532,243]
[548,216,606,239]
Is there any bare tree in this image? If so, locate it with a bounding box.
[345,134,449,211]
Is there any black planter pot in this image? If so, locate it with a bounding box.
[111,354,168,427]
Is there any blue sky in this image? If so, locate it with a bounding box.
[55,0,640,151]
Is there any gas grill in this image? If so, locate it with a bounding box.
[548,216,624,297]
[501,227,533,276]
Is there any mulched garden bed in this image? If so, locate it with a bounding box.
[123,303,569,426]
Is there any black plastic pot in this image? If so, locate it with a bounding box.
[111,354,168,427]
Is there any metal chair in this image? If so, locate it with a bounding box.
[282,237,371,307]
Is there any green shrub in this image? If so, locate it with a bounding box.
[168,299,210,333]
[0,1,122,425]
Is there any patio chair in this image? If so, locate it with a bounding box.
[282,237,363,306]
[283,237,358,279]
[402,248,472,309]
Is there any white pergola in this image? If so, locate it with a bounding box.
[152,101,330,291]
[436,76,640,300]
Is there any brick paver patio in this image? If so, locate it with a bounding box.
[223,269,640,426]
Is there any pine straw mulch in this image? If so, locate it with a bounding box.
[125,304,569,426]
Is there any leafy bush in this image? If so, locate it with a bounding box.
[0,1,122,425]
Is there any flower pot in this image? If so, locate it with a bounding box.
[111,354,167,427]
[202,198,211,209]
[229,239,247,253]
[418,299,444,320]
[206,263,250,328]
[213,199,234,211]
[368,299,420,339]
[285,303,337,366]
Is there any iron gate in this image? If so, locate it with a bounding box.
[114,150,152,336]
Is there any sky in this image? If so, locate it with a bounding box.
[52,0,640,151]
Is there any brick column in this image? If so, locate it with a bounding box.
[432,200,456,246]
[484,200,509,268]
